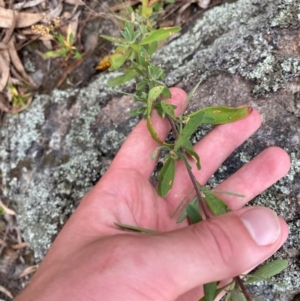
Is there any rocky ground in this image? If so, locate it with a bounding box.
[0,0,300,300]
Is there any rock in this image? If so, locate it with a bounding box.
[0,0,300,300]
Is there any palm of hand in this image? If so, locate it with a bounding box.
[16,88,290,301]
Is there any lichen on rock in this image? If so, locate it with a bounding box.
[1,0,300,299]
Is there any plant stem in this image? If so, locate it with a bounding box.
[167,115,178,140]
[235,276,253,301]
[185,167,211,220]
[166,116,212,220]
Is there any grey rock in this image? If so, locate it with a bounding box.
[0,0,300,300]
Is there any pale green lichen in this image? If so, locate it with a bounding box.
[1,0,300,281]
[158,0,300,95]
[271,0,300,28]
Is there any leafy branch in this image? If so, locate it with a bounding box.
[102,1,288,300]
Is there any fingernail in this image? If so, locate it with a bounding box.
[239,208,281,246]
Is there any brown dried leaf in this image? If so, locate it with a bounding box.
[13,0,45,10]
[18,265,38,278]
[0,7,43,28]
[8,37,37,87]
[0,92,11,112]
[0,284,13,299]
[0,50,10,91]
[47,1,63,19]
[68,11,81,40]
[11,242,27,249]
[64,0,84,5]
[197,0,211,9]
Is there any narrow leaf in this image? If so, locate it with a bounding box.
[114,222,160,234]
[200,186,227,216]
[157,157,175,197]
[147,41,158,56]
[148,86,165,103]
[175,111,206,150]
[177,197,198,223]
[146,86,173,146]
[109,48,131,71]
[161,101,177,120]
[204,282,218,301]
[161,87,171,98]
[182,140,201,170]
[130,43,140,54]
[128,106,147,117]
[212,190,245,198]
[189,106,252,125]
[242,274,287,288]
[147,114,171,145]
[230,289,247,301]
[186,203,202,223]
[107,70,138,86]
[100,34,126,44]
[244,259,288,284]
[140,27,180,45]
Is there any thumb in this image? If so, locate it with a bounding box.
[142,207,288,300]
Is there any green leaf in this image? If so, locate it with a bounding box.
[230,289,247,301]
[157,156,175,197]
[182,140,201,170]
[146,86,171,145]
[186,203,202,223]
[148,86,165,103]
[130,43,140,54]
[140,27,180,45]
[109,48,131,71]
[128,106,147,117]
[175,111,206,150]
[161,86,171,98]
[161,101,177,119]
[68,31,74,45]
[73,51,82,59]
[136,80,148,91]
[244,260,288,285]
[57,33,65,46]
[242,274,287,288]
[177,197,198,223]
[146,41,158,56]
[203,282,218,301]
[200,186,227,216]
[100,34,126,44]
[211,190,244,198]
[107,70,138,86]
[189,106,252,125]
[44,50,58,58]
[114,222,160,234]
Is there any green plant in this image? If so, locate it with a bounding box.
[102,1,288,300]
[32,16,82,60]
[7,83,31,108]
[44,28,82,60]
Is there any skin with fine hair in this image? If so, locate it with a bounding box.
[15,88,290,301]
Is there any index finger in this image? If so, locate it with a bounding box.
[108,88,187,178]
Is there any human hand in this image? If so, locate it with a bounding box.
[15,88,290,301]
